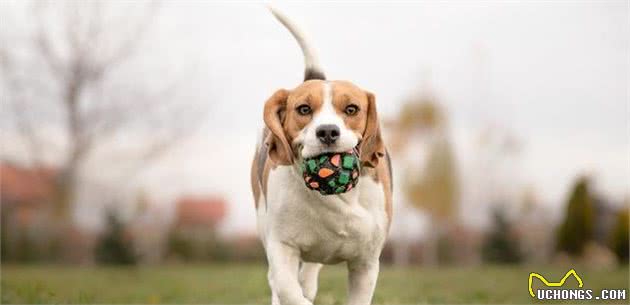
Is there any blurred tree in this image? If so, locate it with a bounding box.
[398,99,444,132]
[482,207,522,263]
[609,208,628,264]
[406,137,459,221]
[392,92,460,265]
[94,211,137,265]
[0,1,203,261]
[556,177,594,256]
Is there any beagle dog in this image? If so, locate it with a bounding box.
[251,7,393,305]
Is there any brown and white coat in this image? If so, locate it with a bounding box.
[251,6,393,305]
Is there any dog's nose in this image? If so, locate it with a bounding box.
[316,124,340,145]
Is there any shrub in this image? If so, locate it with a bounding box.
[609,209,629,264]
[556,177,594,256]
[94,211,137,265]
[482,207,522,263]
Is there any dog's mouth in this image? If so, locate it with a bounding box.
[294,141,361,163]
[297,144,362,195]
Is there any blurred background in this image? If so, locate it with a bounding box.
[0,1,628,304]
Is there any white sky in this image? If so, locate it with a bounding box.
[2,1,629,235]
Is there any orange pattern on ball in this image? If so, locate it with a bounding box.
[330,154,341,167]
[318,168,334,178]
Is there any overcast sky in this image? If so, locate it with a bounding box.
[2,1,628,235]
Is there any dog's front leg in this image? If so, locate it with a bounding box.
[347,258,380,305]
[299,262,323,302]
[267,241,313,305]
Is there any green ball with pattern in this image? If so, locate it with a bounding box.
[299,151,360,195]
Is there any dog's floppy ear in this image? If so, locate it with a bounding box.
[359,91,385,168]
[264,89,293,165]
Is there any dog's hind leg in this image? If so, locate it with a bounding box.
[299,262,323,302]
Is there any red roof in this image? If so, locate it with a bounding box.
[175,196,227,227]
[1,163,56,205]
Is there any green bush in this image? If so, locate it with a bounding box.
[609,209,629,264]
[94,211,137,265]
[167,230,233,262]
[482,207,522,263]
[556,177,594,256]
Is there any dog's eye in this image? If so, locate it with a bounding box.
[296,104,312,116]
[344,105,359,116]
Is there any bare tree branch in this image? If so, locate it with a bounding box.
[32,2,67,79]
[0,48,47,169]
[94,1,160,78]
[2,0,204,223]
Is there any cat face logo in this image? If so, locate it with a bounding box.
[528,269,584,298]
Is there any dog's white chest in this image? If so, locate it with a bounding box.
[258,166,388,263]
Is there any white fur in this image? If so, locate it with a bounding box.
[257,162,387,305]
[262,7,386,305]
[298,82,360,159]
[267,5,324,77]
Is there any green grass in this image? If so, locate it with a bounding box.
[1,263,628,304]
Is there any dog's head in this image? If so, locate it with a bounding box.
[264,80,385,168]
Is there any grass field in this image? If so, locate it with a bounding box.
[1,263,628,304]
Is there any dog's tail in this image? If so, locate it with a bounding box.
[267,5,326,81]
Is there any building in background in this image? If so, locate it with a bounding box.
[1,162,56,261]
[1,162,98,263]
[167,196,228,261]
[174,196,227,230]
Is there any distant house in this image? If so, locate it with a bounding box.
[1,163,55,208]
[174,196,227,230]
[0,162,57,261]
[167,195,228,261]
[1,162,99,263]
[1,162,57,227]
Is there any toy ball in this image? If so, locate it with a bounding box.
[299,150,360,195]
